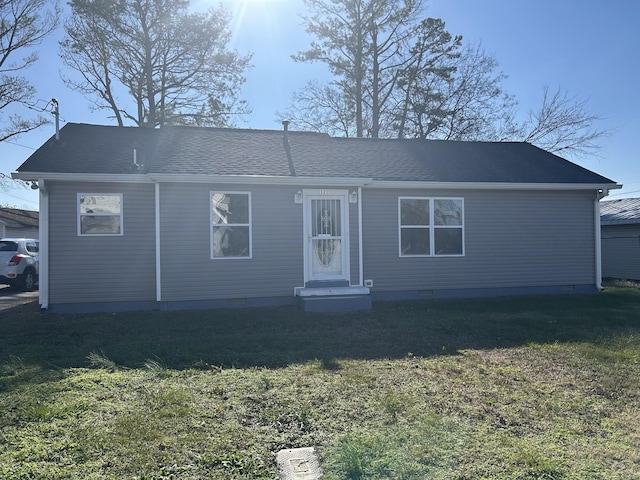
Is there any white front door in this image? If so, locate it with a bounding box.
[304,191,350,283]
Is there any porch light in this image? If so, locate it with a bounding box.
[349,190,358,204]
[295,190,303,204]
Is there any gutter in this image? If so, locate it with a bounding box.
[595,188,610,291]
[155,182,162,303]
[367,181,623,191]
[12,172,151,183]
[13,171,621,193]
[358,186,364,287]
[37,179,49,310]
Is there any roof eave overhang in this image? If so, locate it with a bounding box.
[11,172,152,183]
[147,174,374,186]
[368,180,622,191]
[12,172,374,186]
[11,172,622,192]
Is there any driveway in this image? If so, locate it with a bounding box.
[0,286,38,311]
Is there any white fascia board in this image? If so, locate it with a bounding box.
[368,181,623,191]
[147,174,373,186]
[12,171,621,192]
[11,172,152,183]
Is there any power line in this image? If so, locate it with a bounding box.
[0,190,38,208]
[3,139,37,150]
[4,97,67,122]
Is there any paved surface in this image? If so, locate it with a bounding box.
[0,285,38,311]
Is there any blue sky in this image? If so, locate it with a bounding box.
[0,0,638,209]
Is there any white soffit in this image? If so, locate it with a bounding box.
[11,172,621,192]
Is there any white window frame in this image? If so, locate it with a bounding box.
[210,191,252,260]
[77,193,124,236]
[398,196,465,257]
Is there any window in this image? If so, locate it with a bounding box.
[78,194,123,236]
[211,192,251,259]
[399,197,464,256]
[25,241,38,254]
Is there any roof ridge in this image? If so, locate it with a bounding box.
[62,122,332,138]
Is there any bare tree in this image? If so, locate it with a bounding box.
[521,85,610,158]
[0,0,60,142]
[392,17,461,139]
[289,1,608,158]
[427,44,519,141]
[280,80,357,137]
[294,0,425,138]
[60,0,252,127]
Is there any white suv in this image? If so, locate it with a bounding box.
[0,238,39,291]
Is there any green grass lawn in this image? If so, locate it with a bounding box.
[1,284,639,479]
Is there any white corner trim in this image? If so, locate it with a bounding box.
[155,183,162,302]
[358,186,364,287]
[594,189,610,291]
[38,182,49,309]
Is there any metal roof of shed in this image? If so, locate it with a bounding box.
[601,197,640,225]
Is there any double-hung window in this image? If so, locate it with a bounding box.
[78,194,123,236]
[399,197,464,256]
[211,192,252,259]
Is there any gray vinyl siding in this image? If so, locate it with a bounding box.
[362,188,597,292]
[47,181,157,304]
[159,183,303,301]
[348,196,360,285]
[601,224,640,280]
[2,226,38,238]
[44,180,599,310]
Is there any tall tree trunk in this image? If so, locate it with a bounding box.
[370,24,379,138]
[354,1,364,138]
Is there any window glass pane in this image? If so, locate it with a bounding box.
[434,228,463,255]
[0,241,18,252]
[213,226,250,257]
[312,199,341,237]
[212,193,249,224]
[401,228,430,255]
[434,199,462,226]
[81,215,121,235]
[401,199,429,226]
[80,195,121,214]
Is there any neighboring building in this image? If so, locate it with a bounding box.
[0,207,39,239]
[13,123,620,313]
[600,197,640,281]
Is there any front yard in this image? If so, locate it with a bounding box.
[1,284,639,479]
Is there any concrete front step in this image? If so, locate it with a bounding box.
[297,293,372,312]
[295,286,370,297]
[295,286,372,312]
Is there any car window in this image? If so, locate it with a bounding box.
[0,241,18,252]
[26,241,39,254]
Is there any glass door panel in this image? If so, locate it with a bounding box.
[309,197,344,279]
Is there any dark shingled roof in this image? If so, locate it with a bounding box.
[600,197,640,225]
[0,208,39,228]
[16,123,617,185]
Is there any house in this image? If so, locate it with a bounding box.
[600,197,640,281]
[13,122,620,313]
[0,207,39,239]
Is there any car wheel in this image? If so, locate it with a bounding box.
[21,269,36,292]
